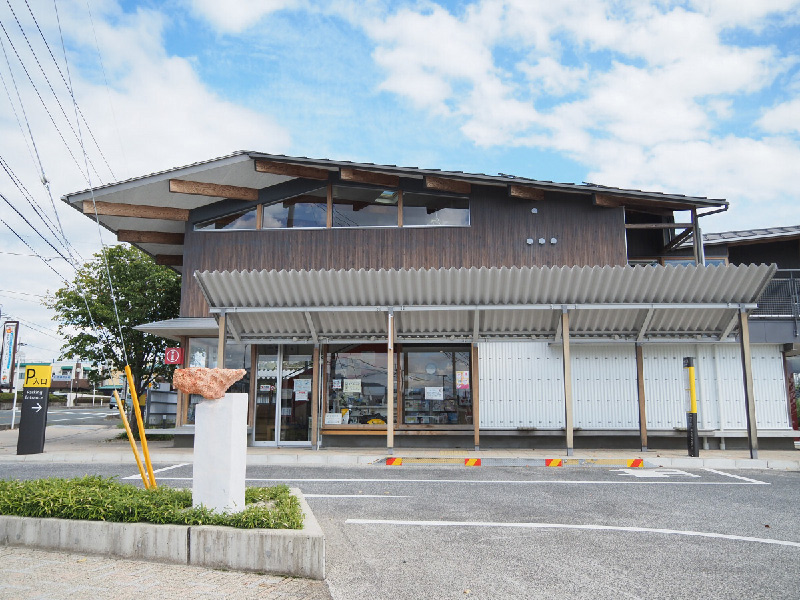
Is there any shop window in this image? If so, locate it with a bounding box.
[402,346,472,425]
[325,344,392,425]
[402,193,469,227]
[185,339,250,424]
[331,186,398,228]
[195,207,257,231]
[262,188,327,229]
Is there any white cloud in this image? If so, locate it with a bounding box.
[757,98,800,135]
[188,0,301,34]
[0,0,291,360]
[362,0,800,231]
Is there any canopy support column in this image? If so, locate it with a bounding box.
[692,209,705,265]
[387,309,395,454]
[636,343,648,452]
[471,343,480,451]
[311,345,320,450]
[217,312,226,368]
[562,308,574,456]
[738,307,759,458]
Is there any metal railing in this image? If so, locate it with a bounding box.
[752,270,800,325]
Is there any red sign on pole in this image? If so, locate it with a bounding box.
[164,347,184,365]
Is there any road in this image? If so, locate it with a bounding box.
[2,461,798,599]
[0,406,116,427]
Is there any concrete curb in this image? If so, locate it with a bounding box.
[0,488,325,579]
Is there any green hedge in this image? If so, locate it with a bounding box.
[0,477,303,529]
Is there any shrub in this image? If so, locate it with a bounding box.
[0,477,303,529]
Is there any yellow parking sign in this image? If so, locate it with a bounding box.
[23,365,50,388]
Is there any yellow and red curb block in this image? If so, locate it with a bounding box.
[385,457,483,466]
[383,456,652,467]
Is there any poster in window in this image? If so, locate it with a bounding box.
[296,390,308,401]
[425,386,444,400]
[325,412,343,425]
[332,379,342,390]
[294,379,312,392]
[456,370,470,389]
[343,378,361,394]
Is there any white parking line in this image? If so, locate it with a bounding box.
[702,469,769,484]
[304,494,411,498]
[123,463,191,480]
[149,477,767,486]
[346,519,800,548]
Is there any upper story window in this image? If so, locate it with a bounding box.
[262,188,327,229]
[194,182,470,232]
[332,187,398,228]
[195,207,257,230]
[402,193,470,227]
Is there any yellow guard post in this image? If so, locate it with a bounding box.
[113,390,149,488]
[124,366,157,488]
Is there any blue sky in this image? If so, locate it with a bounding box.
[0,0,799,359]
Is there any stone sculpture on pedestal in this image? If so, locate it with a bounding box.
[173,367,247,513]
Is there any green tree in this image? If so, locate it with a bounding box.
[45,245,181,399]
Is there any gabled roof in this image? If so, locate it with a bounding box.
[62,152,728,273]
[703,225,800,246]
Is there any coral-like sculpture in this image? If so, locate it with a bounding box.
[173,368,246,400]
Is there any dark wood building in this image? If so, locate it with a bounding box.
[63,152,794,454]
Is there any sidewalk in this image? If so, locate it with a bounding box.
[0,424,798,470]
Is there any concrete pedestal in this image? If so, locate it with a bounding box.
[193,393,248,513]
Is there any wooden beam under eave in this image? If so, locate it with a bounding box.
[117,230,185,245]
[340,167,400,188]
[509,185,545,201]
[168,179,258,202]
[594,193,695,211]
[425,176,471,195]
[82,200,189,221]
[155,254,183,266]
[254,159,330,180]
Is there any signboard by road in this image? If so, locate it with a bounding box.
[17,365,51,455]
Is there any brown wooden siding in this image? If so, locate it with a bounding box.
[180,186,626,316]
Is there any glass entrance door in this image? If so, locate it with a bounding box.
[252,345,313,446]
[279,346,314,444]
[253,347,279,443]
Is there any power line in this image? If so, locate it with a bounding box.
[23,0,116,181]
[53,0,127,367]
[0,154,83,265]
[0,289,45,297]
[0,20,92,184]
[0,249,59,259]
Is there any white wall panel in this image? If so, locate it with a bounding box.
[478,342,564,429]
[479,341,790,433]
[642,344,790,431]
[572,345,639,429]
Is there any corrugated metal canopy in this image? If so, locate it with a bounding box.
[189,264,776,344]
[134,317,219,341]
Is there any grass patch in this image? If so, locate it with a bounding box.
[0,477,303,529]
